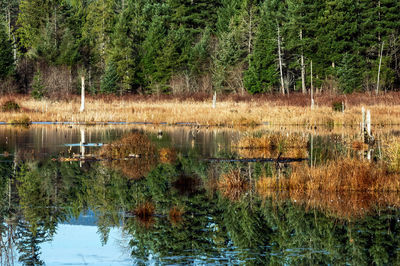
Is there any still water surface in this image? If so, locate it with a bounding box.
[1,125,400,265]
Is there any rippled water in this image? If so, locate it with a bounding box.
[1,125,400,265]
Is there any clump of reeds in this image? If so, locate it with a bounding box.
[351,141,369,151]
[159,147,177,164]
[134,201,155,228]
[98,133,158,179]
[99,132,157,159]
[218,170,249,201]
[8,115,31,125]
[169,206,184,226]
[234,133,307,158]
[385,141,400,173]
[257,159,400,193]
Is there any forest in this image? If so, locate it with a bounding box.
[0,0,399,97]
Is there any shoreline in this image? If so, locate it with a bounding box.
[1,93,400,126]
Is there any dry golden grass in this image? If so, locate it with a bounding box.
[260,190,400,219]
[159,148,177,164]
[2,95,400,126]
[234,133,308,158]
[218,170,249,201]
[351,141,369,151]
[257,159,400,193]
[382,137,400,173]
[98,133,158,179]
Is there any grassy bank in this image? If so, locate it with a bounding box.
[1,93,400,126]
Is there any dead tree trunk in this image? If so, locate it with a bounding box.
[300,29,306,94]
[80,76,85,112]
[376,41,384,95]
[310,60,314,109]
[277,22,285,95]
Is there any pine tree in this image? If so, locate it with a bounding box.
[0,23,14,78]
[106,0,146,93]
[244,1,278,93]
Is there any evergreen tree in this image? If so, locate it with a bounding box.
[0,23,14,78]
[244,1,278,93]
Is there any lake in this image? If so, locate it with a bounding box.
[1,124,400,265]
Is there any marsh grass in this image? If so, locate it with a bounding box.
[2,94,400,126]
[259,190,400,219]
[8,115,31,125]
[159,148,177,164]
[218,170,249,201]
[98,133,158,179]
[351,141,369,150]
[234,133,308,158]
[257,159,400,192]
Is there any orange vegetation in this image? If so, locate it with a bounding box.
[234,133,308,158]
[218,170,249,201]
[159,147,177,164]
[257,159,400,193]
[134,202,155,228]
[259,190,400,219]
[169,206,184,225]
[98,133,158,179]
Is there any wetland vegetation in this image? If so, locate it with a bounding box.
[0,125,399,264]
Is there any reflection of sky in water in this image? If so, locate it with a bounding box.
[40,225,133,265]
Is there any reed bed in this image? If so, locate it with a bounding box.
[259,190,400,219]
[2,94,400,126]
[98,133,158,179]
[234,133,308,158]
[217,170,249,201]
[257,159,400,193]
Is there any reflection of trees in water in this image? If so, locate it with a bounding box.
[2,147,400,264]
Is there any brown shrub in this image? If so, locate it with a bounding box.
[159,148,177,164]
[98,133,158,179]
[134,202,155,228]
[218,170,249,201]
[169,206,184,226]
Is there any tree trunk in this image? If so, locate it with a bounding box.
[300,29,306,94]
[277,22,285,95]
[248,8,253,56]
[311,60,314,109]
[376,41,384,95]
[80,76,85,112]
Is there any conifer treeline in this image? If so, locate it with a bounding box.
[0,0,399,96]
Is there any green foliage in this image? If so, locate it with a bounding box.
[100,62,119,94]
[1,100,20,112]
[244,3,279,94]
[337,53,363,93]
[31,71,46,100]
[332,101,344,112]
[0,23,14,79]
[7,0,400,95]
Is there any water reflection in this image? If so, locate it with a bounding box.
[0,125,399,265]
